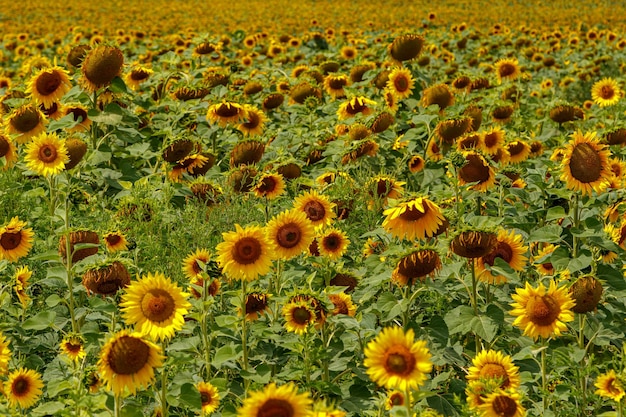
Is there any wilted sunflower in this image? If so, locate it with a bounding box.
[476,230,528,284]
[595,370,625,401]
[103,231,128,253]
[64,137,87,170]
[238,105,268,137]
[337,96,377,120]
[323,74,349,99]
[457,151,497,192]
[435,117,472,144]
[382,197,445,241]
[216,224,275,281]
[450,229,498,259]
[0,333,10,374]
[266,209,315,260]
[59,229,99,264]
[5,368,44,409]
[97,330,164,396]
[467,350,520,390]
[569,275,603,313]
[386,67,414,100]
[0,135,18,170]
[510,280,575,339]
[124,65,153,90]
[230,140,265,167]
[253,173,286,200]
[591,77,622,107]
[24,132,69,176]
[197,381,220,414]
[328,292,357,316]
[60,335,86,362]
[282,299,316,334]
[206,101,247,127]
[392,248,441,286]
[26,65,72,108]
[478,390,525,417]
[238,382,312,417]
[491,104,515,123]
[120,272,191,341]
[14,265,31,307]
[0,217,34,262]
[317,227,350,260]
[421,83,454,111]
[389,34,425,63]
[560,130,612,196]
[6,104,46,144]
[80,44,124,92]
[494,58,521,84]
[293,190,336,229]
[549,104,584,125]
[363,326,432,391]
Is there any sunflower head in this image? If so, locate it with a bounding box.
[595,370,625,401]
[435,117,472,144]
[7,104,46,143]
[58,229,99,264]
[422,84,455,111]
[262,93,285,110]
[238,382,312,417]
[389,34,425,62]
[216,224,275,281]
[392,248,442,286]
[560,130,612,196]
[569,275,603,313]
[591,77,622,107]
[0,217,34,263]
[450,228,498,259]
[549,104,584,125]
[230,140,265,167]
[457,150,497,192]
[64,138,88,170]
[5,368,44,409]
[82,260,131,296]
[80,44,124,92]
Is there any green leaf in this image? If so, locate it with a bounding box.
[178,383,202,410]
[212,345,239,367]
[529,225,563,243]
[567,253,592,273]
[31,401,67,416]
[444,305,475,335]
[598,264,626,291]
[22,311,57,330]
[545,206,566,222]
[469,314,499,343]
[241,364,272,384]
[427,394,461,416]
[110,76,129,94]
[45,294,63,308]
[214,315,239,328]
[427,315,449,346]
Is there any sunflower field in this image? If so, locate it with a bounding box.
[1,0,626,416]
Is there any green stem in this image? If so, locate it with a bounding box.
[320,324,330,383]
[618,399,623,417]
[63,197,78,333]
[572,194,579,259]
[201,275,212,379]
[405,388,413,416]
[240,280,250,395]
[541,340,548,412]
[302,331,311,386]
[114,394,121,417]
[578,314,587,404]
[160,342,168,417]
[47,175,56,219]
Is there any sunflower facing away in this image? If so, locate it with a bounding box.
[0,217,34,262]
[476,229,528,284]
[591,77,622,107]
[197,381,220,414]
[363,326,433,391]
[560,130,612,196]
[24,132,69,176]
[5,368,44,409]
[392,248,442,286]
[0,332,11,374]
[14,265,32,307]
[265,209,315,260]
[206,101,248,127]
[595,369,625,401]
[97,330,164,396]
[216,224,275,281]
[26,65,72,108]
[510,280,575,340]
[0,135,18,170]
[238,382,312,417]
[120,272,191,341]
[382,197,446,241]
[467,350,520,391]
[293,190,336,229]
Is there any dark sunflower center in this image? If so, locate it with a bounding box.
[232,237,262,264]
[499,63,516,77]
[451,231,497,258]
[258,399,294,417]
[347,100,366,114]
[242,112,260,129]
[200,392,211,405]
[328,77,346,89]
[480,363,510,387]
[322,234,340,251]
[492,395,518,417]
[12,376,29,395]
[569,142,602,183]
[375,180,392,197]
[0,231,21,250]
[107,335,150,375]
[384,345,416,376]
[482,242,513,266]
[216,104,240,118]
[484,133,499,148]
[0,137,9,157]
[527,294,560,326]
[508,142,526,157]
[409,158,423,170]
[398,202,429,221]
[607,378,622,395]
[246,294,267,313]
[276,224,301,249]
[41,102,59,117]
[141,288,176,322]
[38,144,58,163]
[600,85,615,99]
[106,235,121,246]
[332,298,349,315]
[191,257,207,274]
[394,76,409,92]
[131,69,150,81]
[292,306,313,325]
[389,392,404,406]
[257,177,276,193]
[65,342,82,354]
[36,71,62,95]
[68,107,88,123]
[459,153,490,183]
[11,107,40,132]
[303,200,326,222]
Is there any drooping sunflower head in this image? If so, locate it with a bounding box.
[229,139,265,167]
[435,117,472,144]
[450,228,498,259]
[67,44,92,69]
[289,82,322,105]
[491,104,515,123]
[266,209,315,260]
[216,224,275,281]
[238,382,312,417]
[64,103,92,133]
[457,150,497,192]
[80,44,124,92]
[337,96,377,120]
[6,104,47,144]
[560,130,612,196]
[388,34,425,63]
[82,260,131,296]
[569,275,603,313]
[263,93,285,110]
[64,137,88,170]
[591,77,622,107]
[242,292,271,321]
[595,370,625,401]
[14,265,32,306]
[382,197,445,241]
[421,84,455,111]
[549,104,584,125]
[5,368,44,409]
[392,248,442,286]
[369,112,395,134]
[408,155,425,173]
[0,217,34,263]
[26,65,72,108]
[58,229,99,264]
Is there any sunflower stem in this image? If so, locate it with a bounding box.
[320,323,330,383]
[160,342,169,417]
[113,394,121,417]
[47,175,57,220]
[405,388,413,416]
[541,340,549,412]
[63,196,78,334]
[201,275,212,380]
[618,398,624,417]
[572,194,579,259]
[240,279,250,395]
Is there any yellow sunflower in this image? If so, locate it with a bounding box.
[103,231,128,253]
[283,299,316,334]
[595,370,625,401]
[97,330,164,396]
[482,127,506,155]
[238,105,268,137]
[182,248,212,280]
[0,217,34,262]
[506,140,531,164]
[386,67,414,100]
[14,265,31,307]
[591,77,622,107]
[64,104,92,133]
[467,350,520,391]
[124,65,153,90]
[0,333,11,374]
[323,74,349,99]
[197,381,220,414]
[510,280,575,340]
[408,155,425,173]
[534,243,557,275]
[24,132,69,176]
[363,326,432,391]
[293,190,336,229]
[0,135,18,170]
[457,151,497,192]
[238,382,312,417]
[317,227,350,260]
[385,390,405,409]
[206,101,247,127]
[253,173,286,200]
[6,104,47,144]
[366,175,406,209]
[494,58,521,84]
[560,130,612,196]
[328,292,357,316]
[476,230,528,284]
[382,197,446,241]
[120,272,192,341]
[337,96,377,120]
[478,389,525,417]
[241,292,271,321]
[266,209,315,260]
[26,65,72,108]
[60,335,86,362]
[5,368,44,409]
[216,224,275,281]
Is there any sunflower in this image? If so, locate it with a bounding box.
[14,265,31,307]
[457,151,497,192]
[64,104,92,133]
[595,370,625,401]
[408,155,425,173]
[182,248,212,280]
[323,74,350,99]
[328,292,357,316]
[253,173,286,200]
[456,132,483,151]
[238,105,268,137]
[242,292,271,321]
[97,330,164,396]
[206,101,247,127]
[103,231,128,253]
[392,248,441,286]
[60,335,86,362]
[385,390,405,409]
[363,326,432,391]
[534,244,557,275]
[0,217,34,262]
[435,117,472,144]
[24,132,69,176]
[482,127,506,155]
[510,280,575,340]
[124,65,153,90]
[80,44,124,93]
[383,90,399,114]
[506,140,531,164]
[382,197,446,241]
[238,382,312,417]
[0,333,11,374]
[197,381,220,414]
[450,229,498,259]
[120,272,191,341]
[317,227,350,260]
[6,104,46,144]
[467,350,520,390]
[388,34,425,63]
[386,67,414,100]
[478,390,525,417]
[421,84,454,111]
[5,368,44,409]
[366,176,406,209]
[476,230,528,284]
[569,275,603,313]
[293,190,336,229]
[494,58,521,84]
[337,96,377,120]
[591,78,622,107]
[560,130,612,196]
[82,261,131,296]
[283,299,316,334]
[0,135,18,170]
[216,224,275,281]
[26,65,72,108]
[266,209,315,260]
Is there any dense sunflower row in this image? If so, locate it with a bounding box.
[0,4,625,417]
